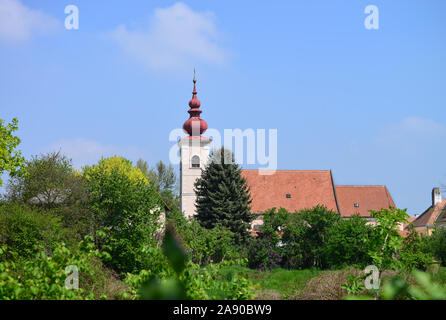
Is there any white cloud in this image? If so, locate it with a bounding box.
[46,138,147,169]
[0,0,60,43]
[109,2,229,71]
[394,117,446,135]
[381,116,446,138]
[374,116,446,153]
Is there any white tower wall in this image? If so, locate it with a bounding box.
[179,137,211,218]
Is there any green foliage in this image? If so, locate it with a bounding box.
[283,205,340,268]
[83,156,162,274]
[241,267,320,299]
[7,152,86,208]
[125,224,255,300]
[322,215,375,268]
[0,118,25,186]
[195,148,253,245]
[0,203,71,258]
[0,236,107,300]
[424,227,446,266]
[261,206,339,269]
[6,152,92,239]
[341,274,367,295]
[247,235,282,270]
[381,270,446,300]
[368,207,409,270]
[169,210,243,265]
[136,159,179,211]
[399,224,434,272]
[181,261,254,300]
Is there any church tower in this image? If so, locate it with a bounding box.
[179,73,212,218]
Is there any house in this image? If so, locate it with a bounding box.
[410,188,446,237]
[242,170,396,230]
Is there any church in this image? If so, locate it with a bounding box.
[178,76,396,230]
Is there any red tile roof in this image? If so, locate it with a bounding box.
[413,199,446,228]
[335,185,395,217]
[403,216,418,230]
[241,170,339,214]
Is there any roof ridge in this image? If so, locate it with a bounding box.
[336,185,387,187]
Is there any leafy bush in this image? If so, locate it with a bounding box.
[380,270,446,300]
[0,236,108,300]
[399,224,433,271]
[6,152,93,239]
[0,203,70,258]
[123,224,254,300]
[83,156,162,274]
[168,210,244,265]
[257,206,339,269]
[424,228,446,266]
[247,235,282,270]
[322,215,375,268]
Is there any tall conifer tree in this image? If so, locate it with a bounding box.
[194,148,253,245]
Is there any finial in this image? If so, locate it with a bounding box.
[193,68,196,83]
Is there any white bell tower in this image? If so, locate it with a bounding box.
[179,73,211,218]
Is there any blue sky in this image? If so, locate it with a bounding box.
[1,0,445,215]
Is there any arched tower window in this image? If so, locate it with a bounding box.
[191,155,200,168]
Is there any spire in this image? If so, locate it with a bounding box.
[183,70,208,136]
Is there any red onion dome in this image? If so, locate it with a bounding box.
[183,117,208,135]
[183,72,208,136]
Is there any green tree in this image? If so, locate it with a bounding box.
[424,227,446,266]
[368,207,409,270]
[7,152,86,208]
[194,148,253,245]
[281,205,340,268]
[399,224,433,271]
[83,156,162,273]
[322,214,374,268]
[0,118,25,186]
[136,159,179,210]
[6,152,92,238]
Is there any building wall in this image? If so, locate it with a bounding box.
[179,138,211,218]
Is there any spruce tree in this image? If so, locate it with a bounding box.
[194,147,253,245]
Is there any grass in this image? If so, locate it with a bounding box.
[218,265,320,299]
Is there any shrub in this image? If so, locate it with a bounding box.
[247,235,282,270]
[0,203,70,258]
[380,270,446,300]
[124,224,254,300]
[253,206,339,269]
[399,224,433,271]
[322,215,375,268]
[168,210,244,265]
[0,236,108,300]
[425,228,446,266]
